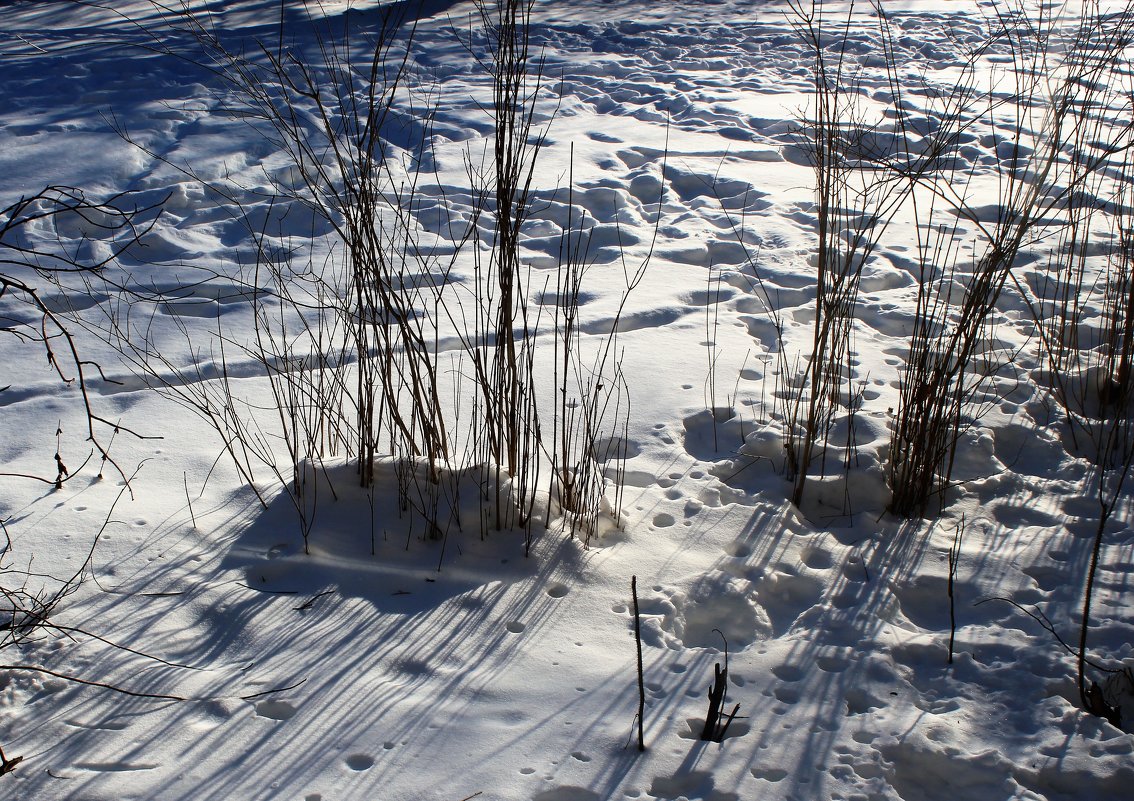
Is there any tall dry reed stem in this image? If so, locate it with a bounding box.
[463,0,551,537]
[783,0,927,510]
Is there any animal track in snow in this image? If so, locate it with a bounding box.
[649,770,740,801]
[682,407,750,462]
[817,654,850,673]
[664,574,773,650]
[771,663,805,682]
[75,762,158,772]
[1022,564,1064,592]
[751,767,788,782]
[880,735,1015,801]
[724,540,753,558]
[891,573,975,630]
[580,306,684,335]
[590,434,641,461]
[755,568,824,634]
[683,287,737,306]
[774,685,801,703]
[255,700,298,721]
[344,753,374,771]
[532,788,600,801]
[63,717,129,731]
[800,545,833,570]
[845,687,887,715]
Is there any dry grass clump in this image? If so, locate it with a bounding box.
[774,1,1134,723]
[103,0,648,556]
[771,0,1134,521]
[887,0,1134,517]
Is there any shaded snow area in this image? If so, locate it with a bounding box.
[3,0,1134,799]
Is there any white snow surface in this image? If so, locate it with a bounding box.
[1,1,1133,800]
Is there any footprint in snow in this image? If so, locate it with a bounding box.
[756,569,824,635]
[649,770,739,801]
[75,762,158,772]
[255,700,297,721]
[751,767,788,782]
[801,545,834,570]
[532,788,600,801]
[345,753,374,771]
[816,654,850,673]
[669,574,773,649]
[771,663,805,682]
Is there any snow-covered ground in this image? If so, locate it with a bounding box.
[2,1,1134,799]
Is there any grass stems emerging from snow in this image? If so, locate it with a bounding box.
[104,0,644,555]
[947,515,965,665]
[115,0,487,547]
[105,0,445,528]
[467,0,548,541]
[547,149,656,544]
[888,0,1134,516]
[718,0,1134,534]
[699,632,740,743]
[783,0,963,512]
[1073,137,1134,722]
[631,575,645,752]
[997,5,1134,716]
[249,240,353,552]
